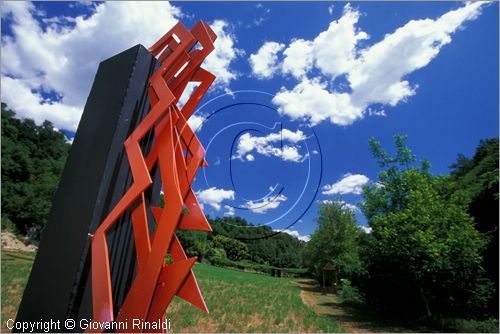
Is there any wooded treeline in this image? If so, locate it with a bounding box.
[176,217,305,269]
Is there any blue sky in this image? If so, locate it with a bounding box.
[1,1,498,241]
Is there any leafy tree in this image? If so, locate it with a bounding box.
[212,235,250,261]
[302,200,365,286]
[450,138,499,316]
[1,103,70,236]
[185,241,211,262]
[362,135,489,319]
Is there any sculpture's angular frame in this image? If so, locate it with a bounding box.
[88,21,216,332]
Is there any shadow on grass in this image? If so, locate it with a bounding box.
[293,279,435,333]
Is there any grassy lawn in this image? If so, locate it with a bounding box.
[0,249,343,332]
[1,249,36,332]
[168,263,343,332]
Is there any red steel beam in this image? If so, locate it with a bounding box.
[87,21,217,332]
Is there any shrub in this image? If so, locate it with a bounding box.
[1,216,17,234]
[209,247,227,260]
[440,317,499,333]
[338,279,364,305]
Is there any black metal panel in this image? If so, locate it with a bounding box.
[15,44,160,331]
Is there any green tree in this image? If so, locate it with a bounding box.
[303,200,365,286]
[450,138,499,316]
[209,216,305,267]
[362,135,489,318]
[212,235,250,261]
[1,103,70,236]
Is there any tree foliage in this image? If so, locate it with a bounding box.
[209,217,305,268]
[176,216,306,268]
[212,235,250,261]
[362,135,489,318]
[1,103,70,235]
[302,201,365,285]
[450,138,499,316]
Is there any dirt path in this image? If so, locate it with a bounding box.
[1,232,37,252]
[293,279,432,333]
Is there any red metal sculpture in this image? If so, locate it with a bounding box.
[87,21,216,332]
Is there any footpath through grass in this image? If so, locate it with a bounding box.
[1,249,343,332]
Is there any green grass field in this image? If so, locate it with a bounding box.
[1,249,343,332]
[1,250,36,332]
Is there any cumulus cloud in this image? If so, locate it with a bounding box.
[262,2,487,126]
[223,205,235,216]
[322,173,369,195]
[244,194,287,214]
[311,3,369,79]
[1,76,83,131]
[205,20,244,88]
[276,229,311,242]
[273,78,362,126]
[196,187,235,211]
[233,128,308,162]
[281,39,314,79]
[249,41,285,79]
[1,2,241,132]
[320,199,360,213]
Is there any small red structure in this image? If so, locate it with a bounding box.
[87,21,216,332]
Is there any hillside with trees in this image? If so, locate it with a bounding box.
[176,217,305,270]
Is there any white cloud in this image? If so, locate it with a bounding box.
[248,3,271,27]
[348,1,485,110]
[312,4,369,79]
[177,82,199,109]
[261,2,487,126]
[249,41,285,79]
[360,226,372,234]
[320,199,360,213]
[276,229,310,242]
[273,78,362,126]
[281,39,314,79]
[1,76,83,131]
[244,194,287,214]
[322,173,369,195]
[1,2,240,132]
[187,114,205,132]
[233,128,308,162]
[204,20,243,88]
[328,5,334,15]
[196,187,235,211]
[223,205,235,216]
